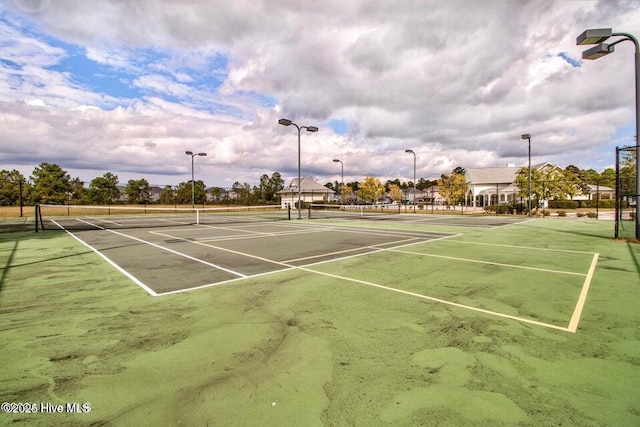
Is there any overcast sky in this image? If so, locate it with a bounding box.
[0,0,638,188]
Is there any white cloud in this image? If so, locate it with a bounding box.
[0,0,639,188]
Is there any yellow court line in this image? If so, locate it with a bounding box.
[567,253,600,333]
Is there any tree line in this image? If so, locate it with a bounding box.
[0,163,285,206]
[321,163,623,207]
[0,161,631,208]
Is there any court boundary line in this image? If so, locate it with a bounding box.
[160,253,570,332]
[390,248,588,277]
[193,228,329,242]
[74,218,248,278]
[149,229,446,272]
[436,238,594,254]
[310,214,534,229]
[153,228,596,332]
[51,220,159,297]
[53,220,595,333]
[386,243,599,333]
[296,266,572,333]
[567,253,599,333]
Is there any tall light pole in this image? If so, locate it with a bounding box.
[520,134,532,217]
[185,150,207,209]
[278,118,319,219]
[405,149,416,212]
[577,28,639,239]
[333,159,344,205]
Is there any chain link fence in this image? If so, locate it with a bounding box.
[615,146,638,239]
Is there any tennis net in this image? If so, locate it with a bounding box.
[308,204,401,220]
[36,204,290,231]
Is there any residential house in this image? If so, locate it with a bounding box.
[465,162,603,208]
[279,177,334,209]
[465,166,522,208]
[574,184,615,201]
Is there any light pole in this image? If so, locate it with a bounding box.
[19,177,23,217]
[278,118,319,219]
[333,159,344,205]
[405,149,416,212]
[185,150,207,209]
[577,28,639,239]
[521,134,532,217]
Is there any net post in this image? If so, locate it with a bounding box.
[288,204,291,220]
[615,146,619,238]
[35,204,44,232]
[196,209,200,225]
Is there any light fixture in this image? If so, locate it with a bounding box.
[279,118,319,219]
[186,151,207,209]
[577,27,639,239]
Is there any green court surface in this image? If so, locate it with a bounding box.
[0,216,639,426]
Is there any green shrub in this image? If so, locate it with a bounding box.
[583,199,616,209]
[586,212,597,218]
[557,210,566,217]
[548,200,578,209]
[483,204,512,214]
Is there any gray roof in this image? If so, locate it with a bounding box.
[280,177,333,194]
[465,167,520,184]
[586,184,614,192]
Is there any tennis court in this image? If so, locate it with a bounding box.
[49,215,454,295]
[2,213,637,426]
[44,210,597,333]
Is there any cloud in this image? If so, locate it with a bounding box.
[0,0,639,188]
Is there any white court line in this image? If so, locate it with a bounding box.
[158,233,461,295]
[318,215,533,229]
[437,238,595,254]
[158,266,296,296]
[154,230,576,333]
[194,228,330,242]
[567,253,600,333]
[195,223,278,236]
[295,266,570,333]
[56,220,591,333]
[295,222,451,239]
[299,234,461,269]
[84,216,123,227]
[495,218,537,228]
[282,237,420,263]
[390,248,587,277]
[52,220,159,297]
[74,218,247,278]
